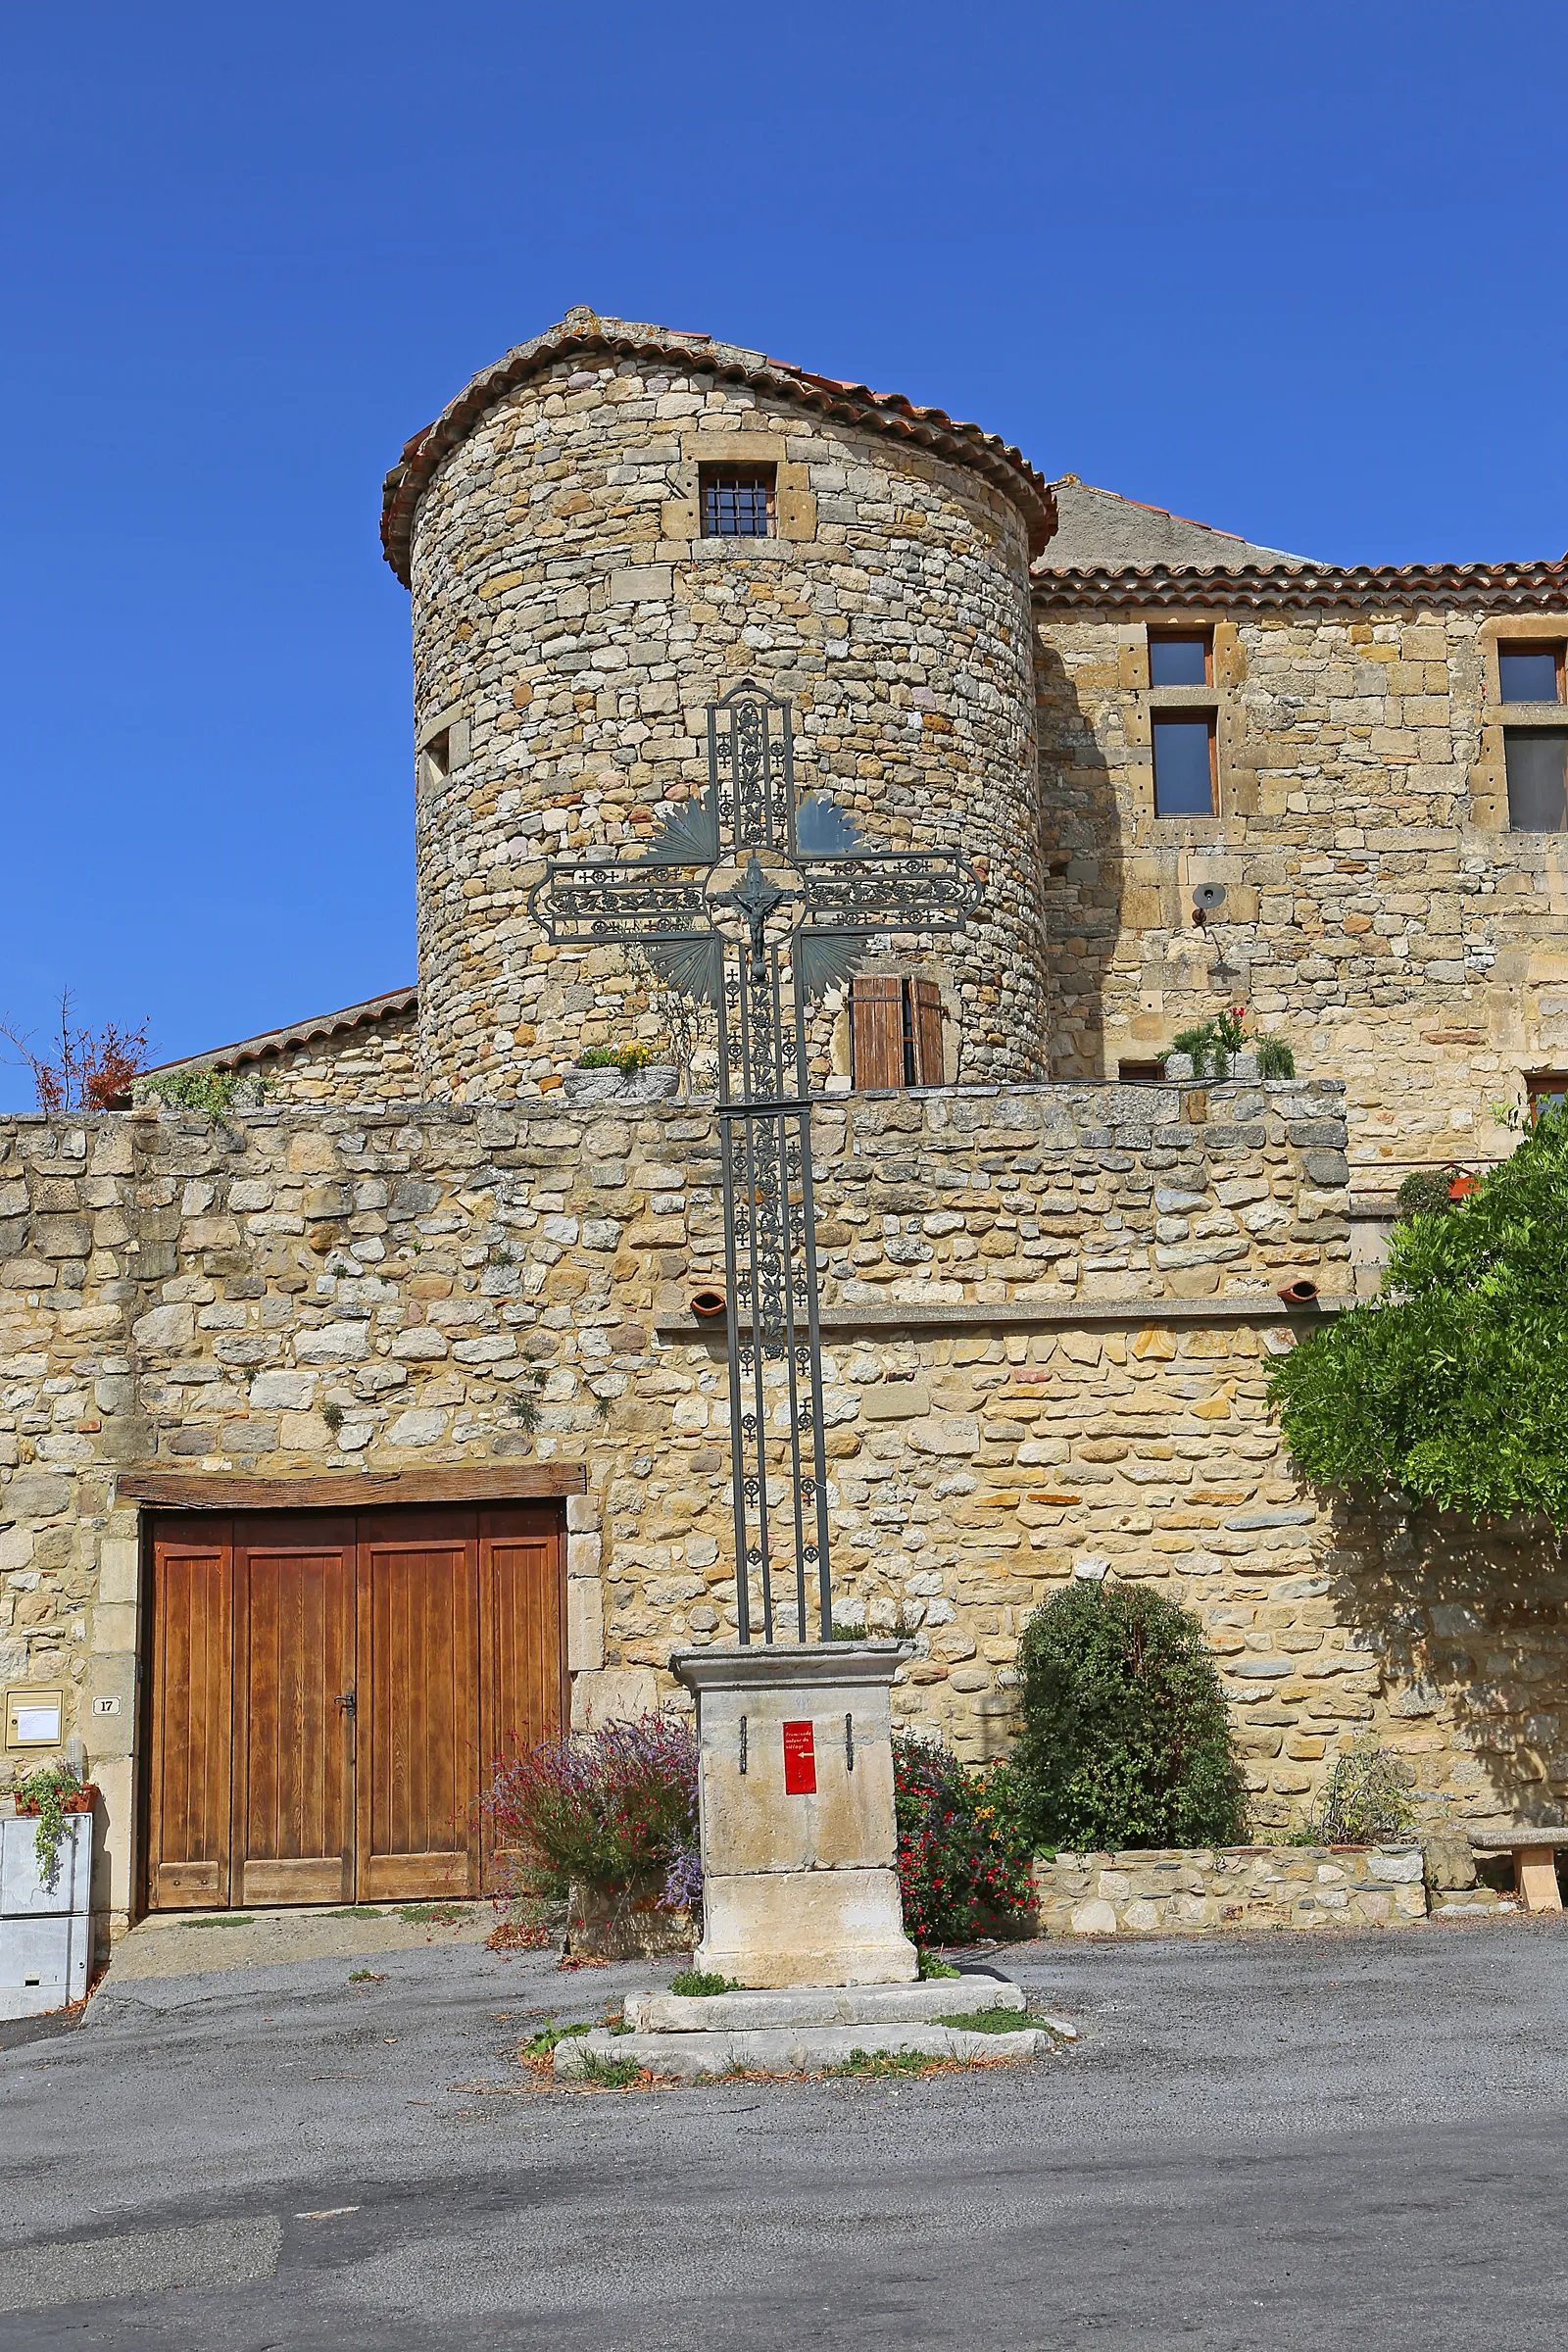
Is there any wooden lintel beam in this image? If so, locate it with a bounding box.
[116,1464,587,1511]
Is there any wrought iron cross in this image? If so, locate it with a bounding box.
[531,682,979,1644]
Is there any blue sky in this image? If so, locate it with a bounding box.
[4,2,1565,1108]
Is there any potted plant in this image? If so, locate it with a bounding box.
[562,1042,680,1105]
[13,1760,98,1891]
[1163,1008,1295,1083]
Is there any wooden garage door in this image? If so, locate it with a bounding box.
[146,1504,564,1910]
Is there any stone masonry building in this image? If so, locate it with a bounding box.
[5,310,1567,1949]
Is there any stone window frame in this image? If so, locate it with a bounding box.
[1132,616,1251,836]
[1525,1069,1568,1121]
[1470,614,1568,831]
[416,703,470,793]
[698,461,777,540]
[662,427,817,550]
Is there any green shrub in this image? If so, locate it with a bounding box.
[1255,1037,1296,1080]
[1314,1740,1416,1843]
[1269,1106,1568,1522]
[135,1066,269,1114]
[1011,1581,1246,1852]
[1395,1164,1458,1220]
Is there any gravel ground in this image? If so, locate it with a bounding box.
[2,1913,1566,2347]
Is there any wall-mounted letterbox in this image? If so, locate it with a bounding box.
[5,1690,64,1750]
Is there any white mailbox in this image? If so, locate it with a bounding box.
[5,1688,64,1749]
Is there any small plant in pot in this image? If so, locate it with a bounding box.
[562,1041,680,1105]
[13,1760,98,1889]
[1164,1008,1294,1083]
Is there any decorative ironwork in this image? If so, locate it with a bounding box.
[531,681,980,1643]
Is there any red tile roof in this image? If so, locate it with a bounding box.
[1032,560,1568,612]
[380,310,1058,582]
[140,987,417,1077]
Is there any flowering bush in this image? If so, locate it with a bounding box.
[893,1733,1036,1945]
[575,1041,655,1073]
[484,1714,700,1912]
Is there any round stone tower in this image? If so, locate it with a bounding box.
[381,309,1056,1101]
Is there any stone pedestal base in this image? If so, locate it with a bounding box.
[672,1642,919,1989]
[553,1975,1073,2079]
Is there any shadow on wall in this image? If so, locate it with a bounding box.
[1328,1498,1568,1827]
[1034,640,1123,1079]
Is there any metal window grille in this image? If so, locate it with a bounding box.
[701,466,775,538]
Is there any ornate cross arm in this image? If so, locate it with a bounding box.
[797,851,981,935]
[529,864,709,945]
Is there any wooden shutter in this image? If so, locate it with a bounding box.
[910,979,944,1086]
[852,976,906,1090]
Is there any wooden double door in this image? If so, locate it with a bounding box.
[145,1505,564,1910]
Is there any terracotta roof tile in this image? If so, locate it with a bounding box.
[1031,559,1568,613]
[380,311,1057,581]
[140,987,417,1077]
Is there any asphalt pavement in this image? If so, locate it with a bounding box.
[2,1914,1567,2348]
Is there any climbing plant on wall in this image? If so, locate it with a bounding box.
[1268,1106,1568,1522]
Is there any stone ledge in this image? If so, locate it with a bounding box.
[1033,1842,1430,1936]
[657,1296,1349,1340]
[624,1973,1018,2034]
[555,2019,1058,2079]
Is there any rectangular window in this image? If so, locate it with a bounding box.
[851,976,944,1089]
[1149,631,1211,687]
[1504,729,1568,831]
[699,465,775,538]
[1498,644,1565,704]
[1527,1072,1568,1121]
[1116,1060,1167,1086]
[1152,715,1216,816]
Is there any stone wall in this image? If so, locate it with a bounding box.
[1030,1843,1432,1936]
[403,339,1043,1099]
[1034,601,1568,1184]
[1,1077,1561,1934]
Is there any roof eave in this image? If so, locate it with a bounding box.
[380,315,1057,583]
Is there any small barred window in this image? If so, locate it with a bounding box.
[699,465,775,538]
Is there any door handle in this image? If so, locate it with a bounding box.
[334,1690,357,1718]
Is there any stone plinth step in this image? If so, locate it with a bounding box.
[623,1975,1022,2034]
[554,1972,1074,2080]
[555,2020,1059,2082]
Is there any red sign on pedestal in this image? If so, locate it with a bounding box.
[782,1719,817,1794]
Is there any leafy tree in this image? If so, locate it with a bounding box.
[1268,1107,1568,1522]
[1,989,148,1112]
[1011,1581,1246,1851]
